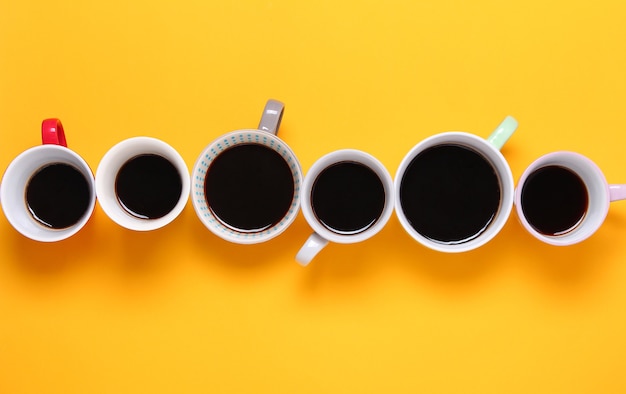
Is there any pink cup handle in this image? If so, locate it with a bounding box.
[41,118,67,147]
[609,184,626,202]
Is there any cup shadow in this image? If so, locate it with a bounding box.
[299,231,389,287]
[99,217,183,279]
[3,214,99,278]
[298,214,506,298]
[509,209,623,290]
[391,219,508,288]
[187,207,308,275]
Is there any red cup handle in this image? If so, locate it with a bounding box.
[41,118,67,147]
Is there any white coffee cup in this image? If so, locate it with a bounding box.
[515,151,626,245]
[296,149,394,265]
[1,119,96,242]
[96,137,190,231]
[190,99,302,244]
[394,116,518,253]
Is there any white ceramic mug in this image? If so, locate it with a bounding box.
[515,151,626,245]
[96,137,190,231]
[296,149,394,265]
[191,99,302,244]
[1,119,96,242]
[394,116,518,253]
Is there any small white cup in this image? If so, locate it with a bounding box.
[1,119,96,242]
[296,149,394,265]
[515,151,626,245]
[96,137,190,231]
[394,116,518,253]
[191,99,302,244]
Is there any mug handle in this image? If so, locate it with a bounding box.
[41,118,67,147]
[258,99,284,135]
[296,232,329,266]
[486,116,518,150]
[609,185,626,201]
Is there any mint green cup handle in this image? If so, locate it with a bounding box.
[486,116,518,150]
[258,99,284,135]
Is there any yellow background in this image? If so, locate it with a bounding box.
[1,0,626,392]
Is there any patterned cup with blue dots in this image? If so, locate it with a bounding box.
[191,128,302,244]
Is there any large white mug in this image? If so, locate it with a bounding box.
[191,99,302,244]
[1,119,96,242]
[394,116,518,253]
[96,137,190,231]
[296,149,394,265]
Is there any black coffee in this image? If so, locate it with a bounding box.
[26,163,91,229]
[521,165,588,235]
[399,144,501,244]
[311,161,385,235]
[204,143,294,232]
[115,154,182,219]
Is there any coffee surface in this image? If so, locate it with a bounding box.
[521,165,588,235]
[311,161,385,234]
[399,144,501,244]
[26,163,91,229]
[115,154,183,219]
[204,144,294,232]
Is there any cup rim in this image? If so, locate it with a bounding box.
[95,136,190,231]
[300,149,395,244]
[394,131,515,253]
[1,144,96,242]
[190,129,303,244]
[514,150,610,246]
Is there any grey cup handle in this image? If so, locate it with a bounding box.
[258,99,284,135]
